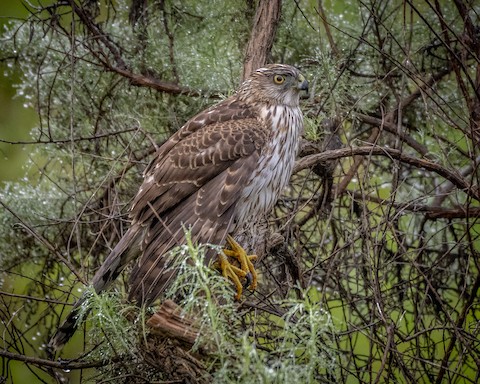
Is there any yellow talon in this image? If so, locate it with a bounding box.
[215,253,245,300]
[213,235,258,300]
[224,235,257,290]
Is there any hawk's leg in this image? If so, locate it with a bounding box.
[214,235,257,300]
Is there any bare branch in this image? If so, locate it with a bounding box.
[294,146,480,201]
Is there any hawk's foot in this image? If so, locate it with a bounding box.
[214,235,257,300]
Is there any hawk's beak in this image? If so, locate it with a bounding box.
[297,74,309,93]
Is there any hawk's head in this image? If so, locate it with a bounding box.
[238,64,308,107]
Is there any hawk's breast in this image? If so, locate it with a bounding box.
[233,104,303,230]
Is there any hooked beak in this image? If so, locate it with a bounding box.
[297,74,309,93]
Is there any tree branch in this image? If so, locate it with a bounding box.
[0,349,111,370]
[68,1,220,98]
[349,191,480,219]
[294,146,480,201]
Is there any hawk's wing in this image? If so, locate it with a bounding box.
[128,103,269,304]
[130,98,258,223]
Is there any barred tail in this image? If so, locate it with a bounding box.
[47,294,88,354]
[48,225,142,352]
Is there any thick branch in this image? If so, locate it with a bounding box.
[110,66,221,98]
[147,300,200,347]
[294,146,480,201]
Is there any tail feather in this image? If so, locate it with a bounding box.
[47,293,88,355]
[48,225,142,352]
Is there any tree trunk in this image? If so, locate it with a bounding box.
[241,0,281,82]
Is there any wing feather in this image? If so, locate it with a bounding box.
[139,98,256,176]
[128,151,262,304]
[127,101,268,304]
[132,118,264,224]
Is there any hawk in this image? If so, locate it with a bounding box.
[49,64,308,349]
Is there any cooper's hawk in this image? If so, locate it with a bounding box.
[49,64,308,350]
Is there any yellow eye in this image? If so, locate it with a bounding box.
[273,74,286,84]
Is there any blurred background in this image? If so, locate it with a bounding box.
[0,2,38,182]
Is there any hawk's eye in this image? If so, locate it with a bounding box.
[273,74,286,84]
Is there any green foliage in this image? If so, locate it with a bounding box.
[164,237,337,383]
[79,288,138,359]
[55,237,338,383]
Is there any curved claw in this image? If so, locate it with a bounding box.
[225,235,257,291]
[213,253,245,300]
[213,235,258,300]
[244,272,253,289]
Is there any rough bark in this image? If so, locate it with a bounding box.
[241,0,282,81]
[143,300,211,383]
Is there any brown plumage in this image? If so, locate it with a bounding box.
[49,64,308,350]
